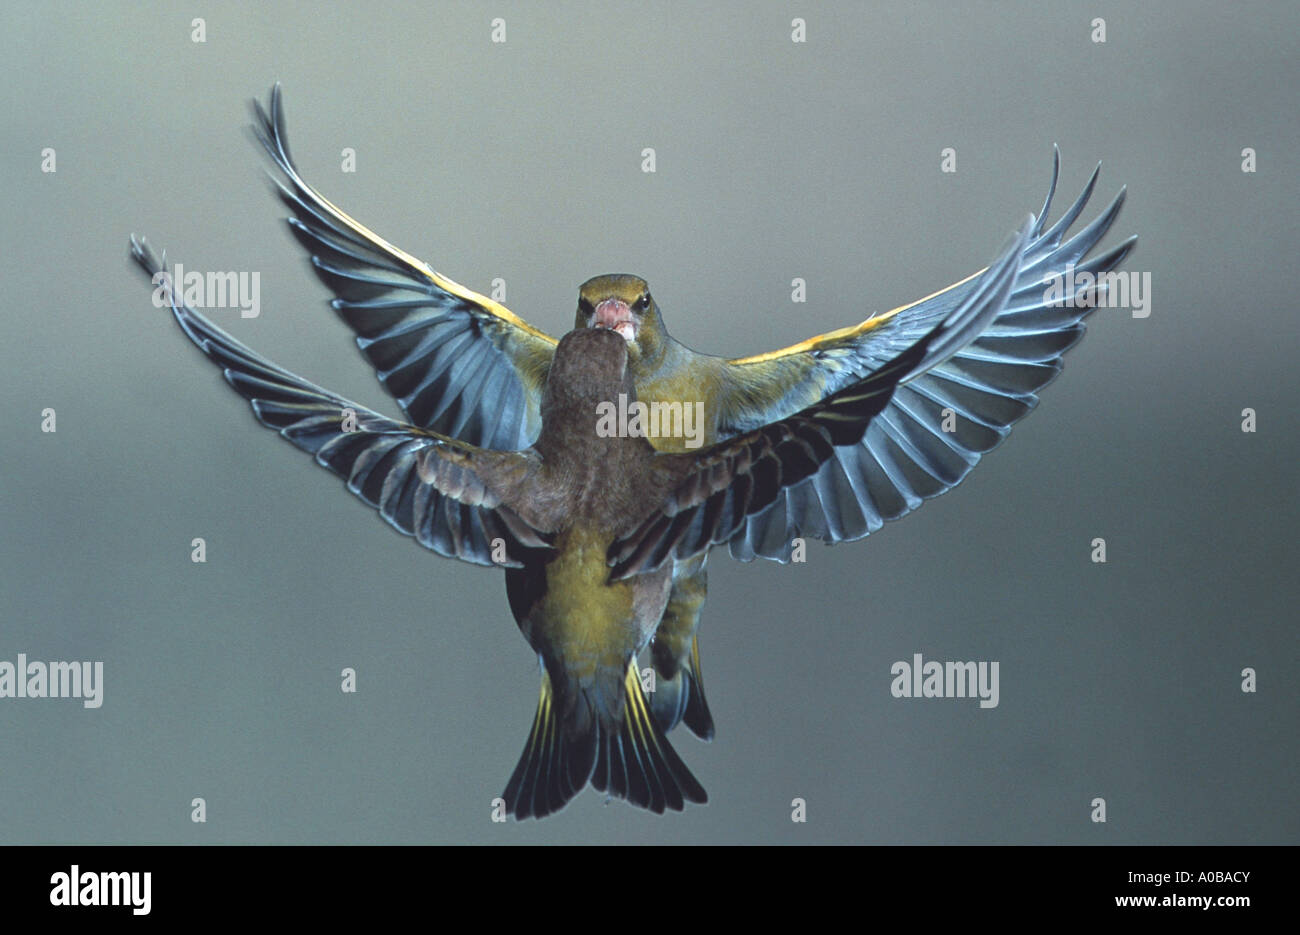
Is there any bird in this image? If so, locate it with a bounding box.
[247,84,1136,743]
[128,224,1024,816]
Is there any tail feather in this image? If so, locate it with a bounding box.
[621,687,670,812]
[681,639,715,740]
[648,557,716,740]
[651,635,716,741]
[592,664,707,812]
[502,672,597,820]
[504,663,707,819]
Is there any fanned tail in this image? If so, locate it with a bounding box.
[502,671,596,819]
[503,663,707,819]
[591,662,708,813]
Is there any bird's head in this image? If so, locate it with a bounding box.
[575,274,668,367]
[544,326,635,417]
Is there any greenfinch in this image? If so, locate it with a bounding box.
[248,85,1134,745]
[130,219,1026,815]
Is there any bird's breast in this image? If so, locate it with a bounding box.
[632,363,725,454]
[527,525,671,680]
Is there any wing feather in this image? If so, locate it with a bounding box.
[130,236,554,567]
[607,223,1031,578]
[251,83,555,448]
[715,153,1135,561]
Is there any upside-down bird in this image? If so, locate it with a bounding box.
[247,84,1135,743]
[129,223,1028,815]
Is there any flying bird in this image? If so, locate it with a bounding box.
[248,85,1136,742]
[128,227,1024,816]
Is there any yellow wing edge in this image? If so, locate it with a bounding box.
[306,181,558,347]
[726,267,985,366]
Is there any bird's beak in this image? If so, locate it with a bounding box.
[592,298,637,343]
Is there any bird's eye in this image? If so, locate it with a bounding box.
[578,297,594,316]
[635,294,651,312]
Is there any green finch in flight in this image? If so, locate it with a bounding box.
[245,85,1135,746]
[129,223,1025,815]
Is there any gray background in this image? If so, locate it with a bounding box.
[2,0,1296,844]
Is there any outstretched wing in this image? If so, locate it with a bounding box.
[131,236,555,568]
[252,83,555,449]
[716,150,1136,560]
[609,218,1034,579]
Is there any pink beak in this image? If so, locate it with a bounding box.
[592,298,637,342]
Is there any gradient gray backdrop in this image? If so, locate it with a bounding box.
[2,1,1296,843]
